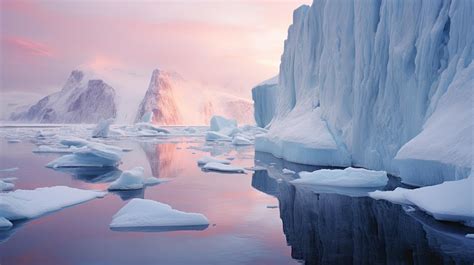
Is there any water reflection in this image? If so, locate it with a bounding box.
[251,160,474,265]
[52,167,121,183]
[140,142,180,178]
[111,189,145,201]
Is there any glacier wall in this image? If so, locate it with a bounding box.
[252,76,278,128]
[256,0,473,186]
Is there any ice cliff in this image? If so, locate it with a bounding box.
[255,0,473,186]
[252,76,278,128]
[10,70,117,123]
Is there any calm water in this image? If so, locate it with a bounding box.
[0,132,473,265]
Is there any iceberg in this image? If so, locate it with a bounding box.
[254,0,473,186]
[202,162,245,173]
[209,115,237,136]
[108,167,162,190]
[0,217,12,230]
[0,186,106,224]
[252,75,278,128]
[231,135,253,146]
[292,167,388,188]
[92,118,114,138]
[46,142,123,168]
[370,176,474,226]
[205,131,231,142]
[197,156,231,166]
[0,180,14,191]
[109,198,209,231]
[33,145,77,154]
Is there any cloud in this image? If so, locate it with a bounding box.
[3,36,53,57]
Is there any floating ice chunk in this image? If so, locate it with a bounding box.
[0,167,18,173]
[109,198,209,231]
[202,162,245,173]
[369,188,412,205]
[245,166,266,171]
[466,234,474,239]
[232,135,253,146]
[135,123,170,134]
[292,167,388,188]
[92,118,114,138]
[60,137,89,147]
[33,145,77,154]
[7,139,21,144]
[370,177,474,226]
[282,168,295,174]
[46,142,123,168]
[0,217,12,230]
[205,131,231,142]
[210,115,237,135]
[108,167,163,190]
[0,186,106,222]
[197,156,231,166]
[0,180,14,191]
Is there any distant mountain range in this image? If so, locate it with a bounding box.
[7,69,254,125]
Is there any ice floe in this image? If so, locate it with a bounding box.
[108,167,163,190]
[46,141,123,168]
[33,145,78,154]
[202,162,245,173]
[197,156,231,166]
[292,167,388,188]
[0,180,14,191]
[282,168,295,174]
[0,186,106,226]
[0,217,12,230]
[370,176,474,226]
[109,198,209,231]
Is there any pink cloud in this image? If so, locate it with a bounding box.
[4,36,54,57]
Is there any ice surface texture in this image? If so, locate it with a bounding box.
[255,0,473,186]
[110,198,209,231]
[0,186,105,222]
[108,167,161,190]
[292,167,388,188]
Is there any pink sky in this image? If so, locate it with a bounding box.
[0,0,310,102]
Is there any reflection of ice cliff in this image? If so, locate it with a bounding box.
[140,143,180,179]
[251,163,474,264]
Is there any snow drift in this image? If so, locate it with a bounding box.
[255,0,473,186]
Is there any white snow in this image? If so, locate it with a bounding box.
[108,167,162,190]
[0,217,12,230]
[92,118,114,138]
[370,176,474,226]
[109,198,209,231]
[46,141,123,168]
[197,156,231,166]
[0,186,106,222]
[292,167,388,188]
[202,162,245,173]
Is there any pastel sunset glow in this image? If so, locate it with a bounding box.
[1,0,310,103]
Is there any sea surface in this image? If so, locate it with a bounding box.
[0,126,473,265]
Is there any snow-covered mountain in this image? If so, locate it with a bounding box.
[255,0,473,186]
[135,69,254,125]
[10,70,117,123]
[135,69,182,124]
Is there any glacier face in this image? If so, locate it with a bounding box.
[256,0,473,186]
[252,76,278,128]
[10,70,117,123]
